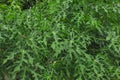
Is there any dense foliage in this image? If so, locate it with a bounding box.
[0,0,120,80]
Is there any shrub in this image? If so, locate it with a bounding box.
[0,0,120,80]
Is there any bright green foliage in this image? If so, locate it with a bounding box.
[0,0,120,80]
